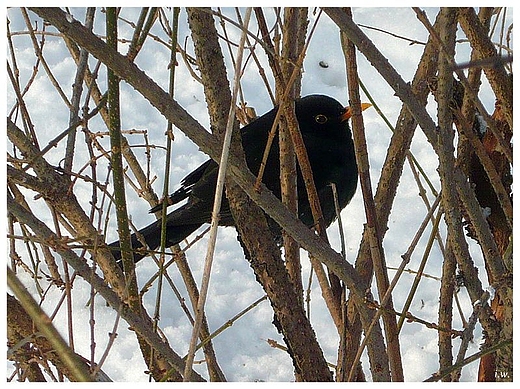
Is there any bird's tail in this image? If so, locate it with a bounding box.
[108,218,202,264]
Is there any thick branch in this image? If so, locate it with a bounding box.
[7,194,205,382]
[186,7,332,381]
[27,6,372,317]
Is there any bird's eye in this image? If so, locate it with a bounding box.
[315,114,328,124]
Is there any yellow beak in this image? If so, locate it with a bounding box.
[341,102,372,122]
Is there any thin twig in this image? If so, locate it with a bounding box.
[63,7,94,175]
[106,7,139,305]
[21,8,72,109]
[415,7,512,162]
[27,6,378,332]
[7,194,205,381]
[424,339,512,382]
[149,6,179,381]
[183,8,252,381]
[195,295,268,352]
[451,291,490,381]
[342,8,398,381]
[397,199,443,332]
[8,267,94,382]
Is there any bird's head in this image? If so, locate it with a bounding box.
[295,94,371,139]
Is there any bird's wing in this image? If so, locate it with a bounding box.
[149,159,217,213]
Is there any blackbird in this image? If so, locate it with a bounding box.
[110,95,368,263]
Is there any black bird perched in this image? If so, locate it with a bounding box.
[110,95,369,263]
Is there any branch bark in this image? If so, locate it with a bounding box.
[27,5,373,323]
[7,193,205,382]
[342,8,401,381]
[458,7,513,128]
[327,7,441,381]
[186,7,332,381]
